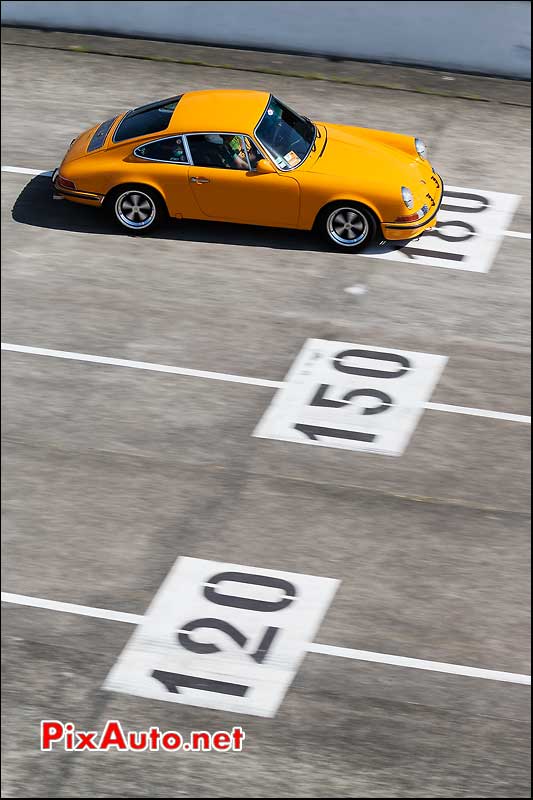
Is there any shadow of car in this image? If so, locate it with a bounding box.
[12,175,410,257]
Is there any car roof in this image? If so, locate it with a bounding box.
[168,89,270,135]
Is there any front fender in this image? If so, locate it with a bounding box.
[296,173,393,230]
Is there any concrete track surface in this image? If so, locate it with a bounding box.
[1,28,531,798]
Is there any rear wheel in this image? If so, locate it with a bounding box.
[106,185,166,233]
[317,202,377,252]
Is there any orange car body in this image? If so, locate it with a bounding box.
[55,89,443,241]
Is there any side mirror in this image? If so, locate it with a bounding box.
[255,158,276,174]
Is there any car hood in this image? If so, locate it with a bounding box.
[307,123,427,192]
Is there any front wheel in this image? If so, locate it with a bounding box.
[106,185,166,234]
[317,203,377,252]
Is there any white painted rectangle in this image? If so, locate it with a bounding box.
[254,339,447,456]
[104,557,339,717]
[363,185,521,272]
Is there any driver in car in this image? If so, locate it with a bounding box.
[227,135,251,170]
[202,134,244,169]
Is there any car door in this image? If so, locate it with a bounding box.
[185,133,300,227]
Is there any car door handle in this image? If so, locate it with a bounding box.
[189,176,210,184]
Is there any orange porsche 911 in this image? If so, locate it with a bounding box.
[53,89,443,252]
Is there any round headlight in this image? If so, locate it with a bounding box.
[401,186,414,209]
[415,138,427,159]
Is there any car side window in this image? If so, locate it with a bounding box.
[186,134,249,170]
[135,136,188,163]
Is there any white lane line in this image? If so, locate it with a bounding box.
[2,342,530,425]
[425,402,531,424]
[2,166,52,176]
[505,230,531,240]
[3,591,530,685]
[1,592,142,625]
[306,642,531,685]
[0,343,284,390]
[1,165,531,241]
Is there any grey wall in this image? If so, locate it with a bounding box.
[2,0,531,79]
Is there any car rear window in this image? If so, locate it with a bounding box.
[113,96,182,143]
[87,116,118,152]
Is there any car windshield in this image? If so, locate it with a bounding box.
[255,96,316,170]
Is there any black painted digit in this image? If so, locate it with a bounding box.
[152,669,248,696]
[426,219,475,242]
[294,424,376,443]
[178,618,247,655]
[204,571,296,612]
[177,619,280,664]
[251,627,280,664]
[343,389,393,415]
[441,190,490,214]
[309,384,392,415]
[402,246,465,261]
[309,384,346,408]
[333,349,410,379]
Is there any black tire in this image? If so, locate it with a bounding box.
[316,202,378,253]
[105,184,167,234]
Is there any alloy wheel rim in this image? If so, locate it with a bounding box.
[326,207,369,246]
[115,191,156,229]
